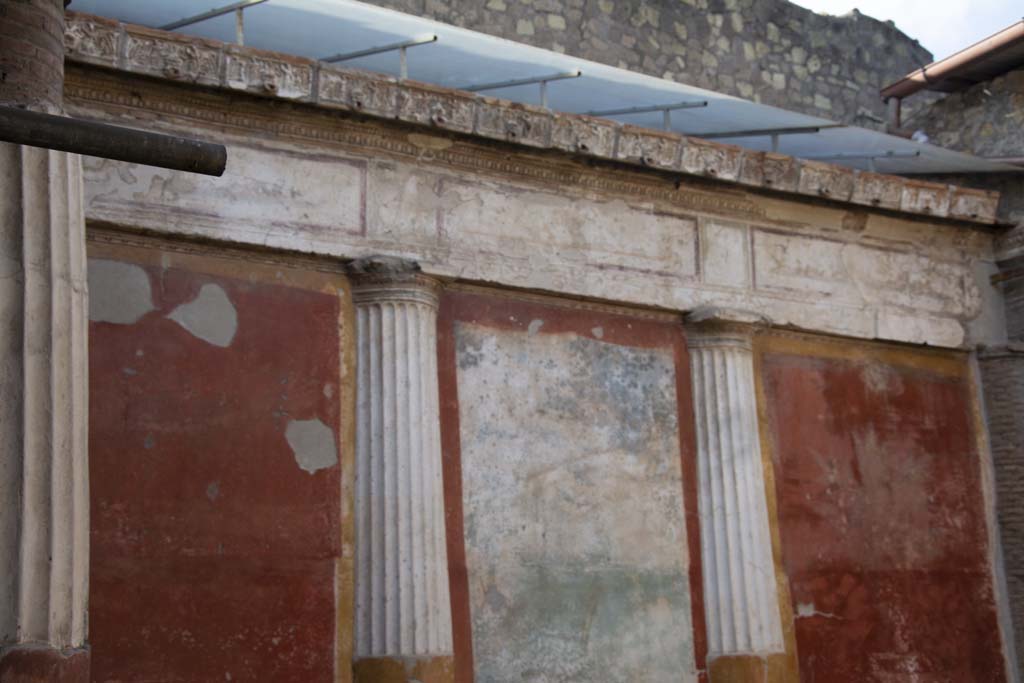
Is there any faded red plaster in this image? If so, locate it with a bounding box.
[88,241,345,682]
[761,337,1006,682]
[436,286,708,680]
[0,646,89,683]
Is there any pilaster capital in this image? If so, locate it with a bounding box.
[684,306,770,350]
[346,255,441,308]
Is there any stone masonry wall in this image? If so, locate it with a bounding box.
[916,67,1024,251]
[365,0,934,126]
[917,68,1024,158]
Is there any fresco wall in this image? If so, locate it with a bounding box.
[437,288,706,683]
[760,333,1009,681]
[86,235,353,682]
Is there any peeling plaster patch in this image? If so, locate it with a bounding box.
[285,419,338,474]
[527,318,544,336]
[206,481,220,502]
[323,383,334,399]
[796,602,841,620]
[88,259,155,324]
[144,434,155,450]
[122,367,137,376]
[591,326,604,339]
[167,283,238,347]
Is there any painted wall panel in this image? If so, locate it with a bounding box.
[87,238,350,682]
[439,291,703,683]
[760,336,1007,682]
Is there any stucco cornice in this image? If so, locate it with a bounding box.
[63,11,1000,226]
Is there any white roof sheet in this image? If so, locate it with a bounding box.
[68,0,1020,174]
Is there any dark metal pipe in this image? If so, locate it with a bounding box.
[0,106,227,176]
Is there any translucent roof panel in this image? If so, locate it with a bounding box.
[68,0,1020,174]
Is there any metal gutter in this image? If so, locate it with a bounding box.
[881,19,1024,100]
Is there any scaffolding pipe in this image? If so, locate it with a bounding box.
[322,34,438,64]
[0,106,227,177]
[160,0,268,31]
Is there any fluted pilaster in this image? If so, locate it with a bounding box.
[349,257,453,668]
[686,308,783,657]
[0,144,89,655]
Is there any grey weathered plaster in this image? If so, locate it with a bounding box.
[167,283,238,348]
[284,418,338,474]
[87,259,154,325]
[455,322,696,681]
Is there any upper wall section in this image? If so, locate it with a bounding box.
[364,0,933,126]
[63,12,999,226]
[63,14,1005,350]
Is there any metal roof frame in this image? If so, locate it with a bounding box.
[68,0,1021,175]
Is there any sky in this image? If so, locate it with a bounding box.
[790,0,1022,61]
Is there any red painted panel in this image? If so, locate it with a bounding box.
[763,348,1006,682]
[89,246,343,682]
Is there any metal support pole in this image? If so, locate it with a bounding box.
[460,70,582,93]
[585,100,708,117]
[770,134,779,153]
[321,34,437,64]
[0,106,227,176]
[235,7,244,45]
[803,150,920,164]
[886,97,902,129]
[663,108,672,131]
[160,0,268,31]
[399,46,408,80]
[696,124,845,140]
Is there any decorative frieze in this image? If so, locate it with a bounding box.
[797,160,855,201]
[348,257,454,662]
[685,308,785,657]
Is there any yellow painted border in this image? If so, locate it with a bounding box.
[753,333,801,683]
[336,276,356,683]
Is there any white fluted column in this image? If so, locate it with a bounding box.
[685,308,783,659]
[349,257,453,679]
[0,143,89,665]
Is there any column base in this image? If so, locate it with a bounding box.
[353,655,454,683]
[707,653,796,683]
[0,645,89,683]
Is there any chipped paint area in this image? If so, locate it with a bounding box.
[88,259,154,324]
[167,283,238,347]
[285,418,338,474]
[455,321,696,682]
